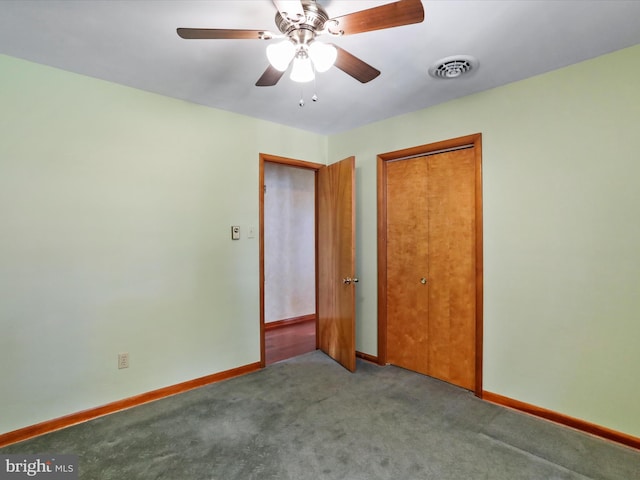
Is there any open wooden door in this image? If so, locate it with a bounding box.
[317,157,356,372]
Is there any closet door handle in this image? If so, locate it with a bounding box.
[343,277,359,285]
[420,277,427,285]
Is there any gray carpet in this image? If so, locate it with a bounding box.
[2,351,639,479]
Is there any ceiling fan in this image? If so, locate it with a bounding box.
[177,0,425,87]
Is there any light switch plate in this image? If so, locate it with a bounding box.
[231,226,240,240]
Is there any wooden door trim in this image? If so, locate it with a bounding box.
[259,153,324,368]
[376,133,484,396]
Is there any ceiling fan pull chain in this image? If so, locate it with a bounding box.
[312,70,318,102]
[299,86,305,107]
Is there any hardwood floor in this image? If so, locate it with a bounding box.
[265,319,316,365]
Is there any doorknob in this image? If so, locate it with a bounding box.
[420,277,427,284]
[343,277,359,285]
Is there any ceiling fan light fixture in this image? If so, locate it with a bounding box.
[178,0,426,88]
[290,50,314,83]
[308,41,337,73]
[266,40,295,71]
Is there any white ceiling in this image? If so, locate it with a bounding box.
[1,1,639,135]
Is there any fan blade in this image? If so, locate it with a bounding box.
[327,0,424,36]
[177,28,272,40]
[256,65,286,87]
[332,45,380,83]
[272,0,305,23]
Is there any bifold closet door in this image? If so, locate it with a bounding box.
[386,156,430,374]
[386,147,476,390]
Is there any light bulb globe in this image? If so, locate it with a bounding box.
[266,41,295,71]
[290,51,315,83]
[308,42,337,73]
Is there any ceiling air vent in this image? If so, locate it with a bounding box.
[429,55,478,79]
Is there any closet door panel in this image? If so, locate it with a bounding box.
[426,149,476,390]
[386,157,430,374]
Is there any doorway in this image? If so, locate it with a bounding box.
[260,155,320,366]
[259,154,358,371]
[376,134,483,395]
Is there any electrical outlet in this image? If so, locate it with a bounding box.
[118,352,129,369]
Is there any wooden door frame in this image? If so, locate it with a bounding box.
[376,133,484,396]
[259,153,324,368]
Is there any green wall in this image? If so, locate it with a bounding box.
[2,44,639,440]
[0,54,327,435]
[329,44,640,438]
